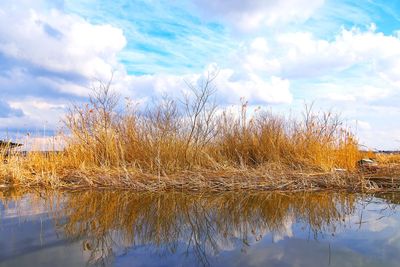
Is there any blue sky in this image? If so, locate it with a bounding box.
[1,0,400,149]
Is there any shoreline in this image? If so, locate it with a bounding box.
[1,165,399,192]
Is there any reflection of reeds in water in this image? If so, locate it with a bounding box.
[43,191,355,265]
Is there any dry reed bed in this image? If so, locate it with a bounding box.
[0,156,391,192]
[0,77,398,192]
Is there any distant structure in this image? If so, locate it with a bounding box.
[0,140,22,149]
[376,150,400,155]
[0,141,22,162]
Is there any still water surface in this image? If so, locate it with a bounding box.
[0,190,399,266]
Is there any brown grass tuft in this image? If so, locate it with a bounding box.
[0,76,371,191]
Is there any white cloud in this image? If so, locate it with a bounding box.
[226,26,400,149]
[0,1,129,135]
[121,64,292,105]
[250,37,270,53]
[357,122,400,150]
[192,0,325,31]
[0,98,66,135]
[323,84,392,103]
[215,69,292,104]
[355,120,371,131]
[0,2,126,83]
[240,26,400,81]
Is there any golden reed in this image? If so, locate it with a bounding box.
[3,77,397,191]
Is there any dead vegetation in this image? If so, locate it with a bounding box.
[2,75,399,192]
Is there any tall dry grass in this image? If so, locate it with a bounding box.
[63,77,359,172]
[376,153,400,164]
[213,101,359,171]
[0,76,362,190]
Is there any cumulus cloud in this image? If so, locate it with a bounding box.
[0,1,128,134]
[192,0,325,31]
[277,27,400,81]
[0,0,128,116]
[233,26,400,106]
[237,25,400,84]
[0,98,66,136]
[0,3,126,81]
[123,64,292,105]
[322,84,392,103]
[214,70,292,104]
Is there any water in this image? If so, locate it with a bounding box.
[0,190,399,267]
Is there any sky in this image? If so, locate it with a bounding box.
[1,0,400,150]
